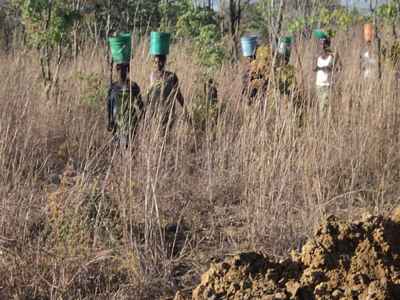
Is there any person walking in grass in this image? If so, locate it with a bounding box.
[313,32,341,116]
[107,33,144,148]
[275,36,306,123]
[146,32,185,131]
[241,43,257,100]
[275,36,296,99]
[240,36,270,103]
[360,23,379,81]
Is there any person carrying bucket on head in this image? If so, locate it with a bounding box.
[107,32,144,148]
[274,36,306,122]
[146,31,186,131]
[360,23,379,81]
[313,30,341,117]
[241,35,268,103]
[275,36,296,98]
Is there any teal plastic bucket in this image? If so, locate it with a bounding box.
[108,32,132,64]
[278,36,293,55]
[241,36,257,57]
[150,32,171,56]
[313,30,328,40]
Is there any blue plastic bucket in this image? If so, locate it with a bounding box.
[241,36,257,57]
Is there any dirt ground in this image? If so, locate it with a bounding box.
[178,208,400,300]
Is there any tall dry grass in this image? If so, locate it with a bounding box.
[0,32,400,299]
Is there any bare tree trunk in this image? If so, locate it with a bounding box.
[370,0,382,80]
[275,0,285,40]
[390,0,399,39]
[228,0,242,60]
[52,41,63,102]
[229,0,241,36]
[72,0,82,62]
[42,0,54,90]
[219,0,225,35]
[106,0,112,85]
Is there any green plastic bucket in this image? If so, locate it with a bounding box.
[150,32,170,56]
[313,30,328,40]
[108,32,132,63]
[280,36,293,45]
[278,36,293,55]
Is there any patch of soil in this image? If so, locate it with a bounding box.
[186,209,400,300]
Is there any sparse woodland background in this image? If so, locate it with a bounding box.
[1,0,400,299]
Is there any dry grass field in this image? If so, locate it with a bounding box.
[1,32,400,299]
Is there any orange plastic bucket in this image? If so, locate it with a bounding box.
[364,23,374,42]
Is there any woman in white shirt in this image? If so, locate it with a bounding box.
[313,36,340,116]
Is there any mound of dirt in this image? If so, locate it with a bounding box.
[190,210,400,300]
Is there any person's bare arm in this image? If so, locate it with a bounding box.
[176,88,184,107]
[132,83,144,113]
[333,52,342,73]
[173,74,184,107]
[107,85,115,132]
[313,56,319,72]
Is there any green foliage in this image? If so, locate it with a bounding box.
[125,0,162,31]
[377,1,400,24]
[16,0,81,48]
[78,0,162,35]
[288,17,309,34]
[245,0,278,37]
[288,7,360,36]
[176,4,215,38]
[326,8,357,30]
[194,25,225,70]
[173,1,224,70]
[159,0,188,32]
